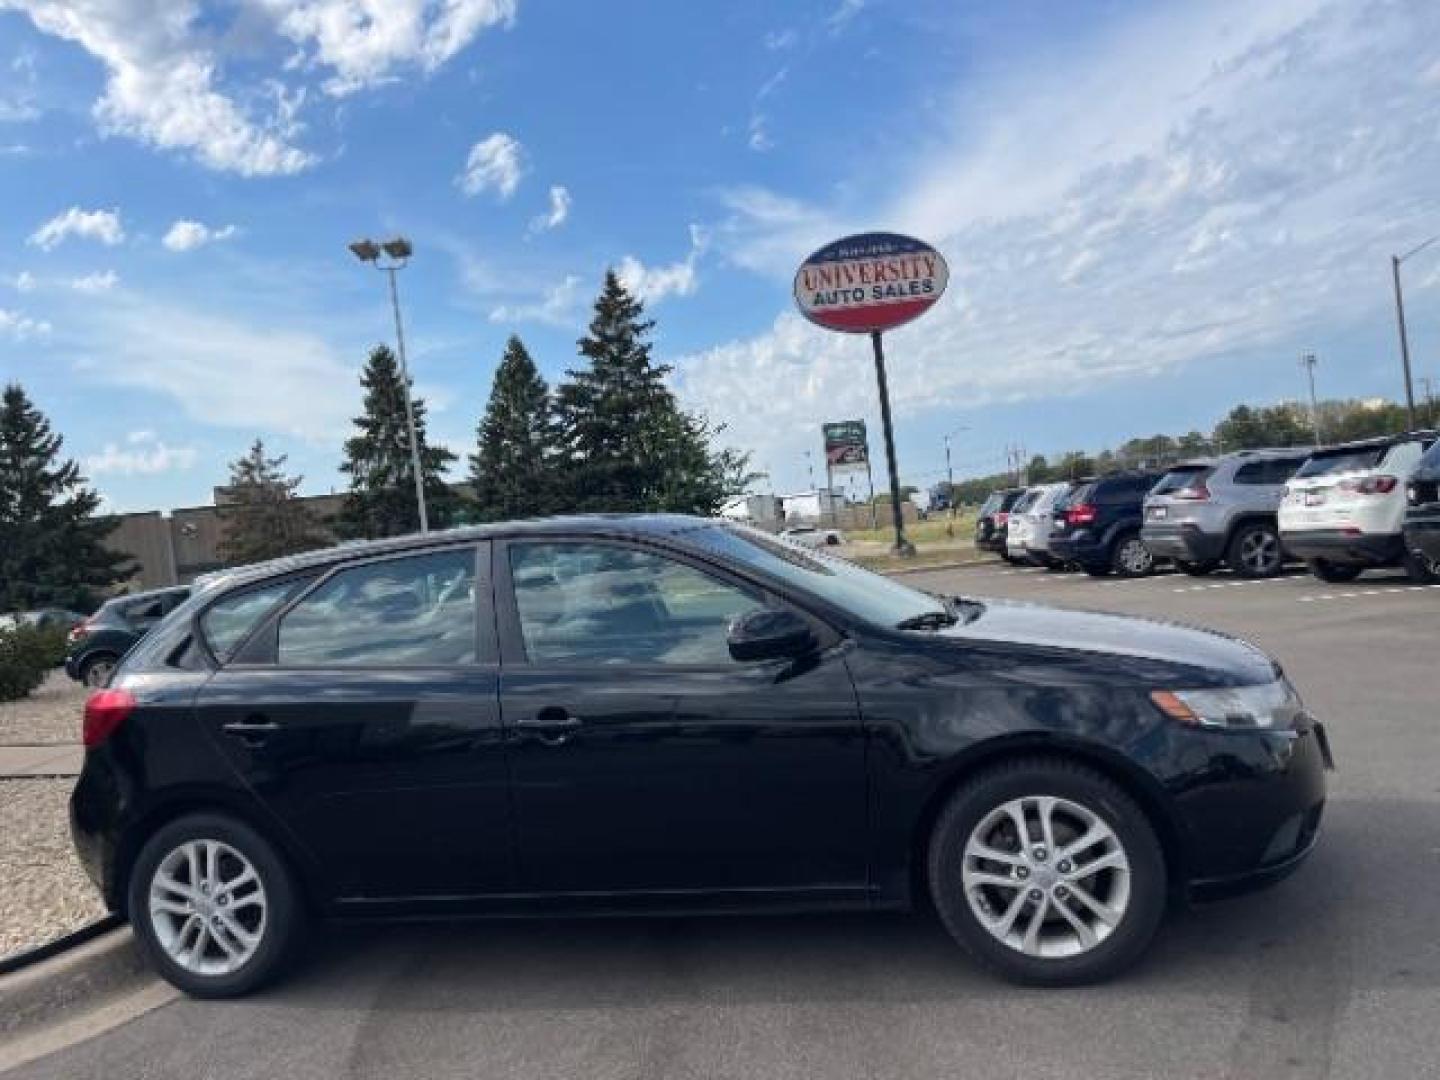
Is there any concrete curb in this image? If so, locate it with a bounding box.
[0,924,156,1043]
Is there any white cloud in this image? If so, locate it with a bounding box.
[86,431,197,476]
[616,225,709,305]
[258,0,517,95]
[679,0,1440,469]
[162,219,237,252]
[458,131,525,199]
[489,274,583,327]
[827,0,867,31]
[5,271,37,293]
[528,184,571,232]
[3,1,315,176]
[0,308,52,339]
[69,295,360,440]
[27,207,124,251]
[763,28,797,51]
[70,270,119,293]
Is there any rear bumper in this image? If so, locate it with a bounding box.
[1048,532,1106,567]
[1281,529,1404,566]
[1142,523,1224,563]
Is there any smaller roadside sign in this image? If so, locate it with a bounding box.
[823,420,869,472]
[794,232,948,334]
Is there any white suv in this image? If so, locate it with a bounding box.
[1009,482,1073,567]
[1280,432,1437,581]
[1003,486,1044,563]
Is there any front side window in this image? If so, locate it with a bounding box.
[510,542,760,666]
[277,549,477,666]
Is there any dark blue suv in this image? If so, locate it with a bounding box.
[1048,471,1166,577]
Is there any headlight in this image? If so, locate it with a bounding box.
[1150,680,1303,730]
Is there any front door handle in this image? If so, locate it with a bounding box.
[515,707,582,745]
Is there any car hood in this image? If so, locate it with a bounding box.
[936,597,1278,684]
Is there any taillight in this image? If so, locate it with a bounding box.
[996,512,1010,526]
[68,620,93,644]
[1067,503,1097,525]
[1172,481,1210,501]
[1338,475,1398,495]
[83,688,135,747]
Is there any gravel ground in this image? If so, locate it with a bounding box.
[0,779,106,957]
[0,671,85,746]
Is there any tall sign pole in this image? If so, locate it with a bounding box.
[795,233,948,557]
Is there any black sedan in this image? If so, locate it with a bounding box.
[70,515,1330,997]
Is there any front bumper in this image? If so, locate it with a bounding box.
[1175,716,1331,901]
[1281,528,1404,566]
[1142,523,1224,563]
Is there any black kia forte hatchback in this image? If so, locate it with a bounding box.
[70,515,1330,996]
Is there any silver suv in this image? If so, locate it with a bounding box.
[1141,449,1311,577]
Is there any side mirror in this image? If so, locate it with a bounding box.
[727,607,816,662]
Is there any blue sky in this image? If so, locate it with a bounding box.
[2,0,1439,512]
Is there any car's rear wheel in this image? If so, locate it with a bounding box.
[1175,559,1218,576]
[927,758,1166,985]
[1227,522,1283,578]
[128,813,302,998]
[1111,534,1155,577]
[1307,559,1362,583]
[79,653,118,688]
[1402,549,1440,583]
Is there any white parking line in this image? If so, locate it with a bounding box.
[1169,576,1302,594]
[1296,584,1440,602]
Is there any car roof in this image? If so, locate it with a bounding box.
[1307,430,1438,454]
[195,514,717,595]
[101,584,191,607]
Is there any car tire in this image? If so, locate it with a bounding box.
[1226,522,1283,578]
[1307,559,1362,584]
[1175,560,1218,577]
[1110,533,1155,577]
[927,757,1167,986]
[127,813,303,998]
[1402,549,1440,583]
[78,653,119,688]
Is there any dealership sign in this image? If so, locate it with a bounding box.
[823,420,870,473]
[793,232,949,334]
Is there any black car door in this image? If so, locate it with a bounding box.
[193,542,514,900]
[495,537,868,898]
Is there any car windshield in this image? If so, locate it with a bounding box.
[1293,447,1387,478]
[1151,465,1212,495]
[687,524,947,629]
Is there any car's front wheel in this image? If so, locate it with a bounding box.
[1307,559,1362,583]
[79,653,118,688]
[1402,549,1440,583]
[927,758,1167,985]
[127,813,302,998]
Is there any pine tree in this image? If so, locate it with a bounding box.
[0,383,132,611]
[469,336,559,521]
[217,439,332,565]
[554,271,738,514]
[338,345,458,538]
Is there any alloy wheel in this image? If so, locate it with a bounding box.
[961,795,1132,959]
[83,659,115,688]
[1239,529,1280,575]
[1116,538,1153,575]
[149,840,268,976]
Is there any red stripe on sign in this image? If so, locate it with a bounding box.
[809,297,936,332]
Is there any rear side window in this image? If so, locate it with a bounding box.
[1152,466,1212,495]
[277,548,477,667]
[1235,458,1304,485]
[979,492,1003,515]
[201,579,309,661]
[998,490,1024,511]
[1011,491,1039,513]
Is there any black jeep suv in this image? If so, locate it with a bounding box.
[1048,471,1166,577]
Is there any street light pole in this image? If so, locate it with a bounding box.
[943,426,970,520]
[350,237,429,533]
[1300,352,1322,447]
[1391,236,1438,432]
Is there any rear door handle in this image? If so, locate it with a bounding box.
[222,718,280,744]
[515,707,582,745]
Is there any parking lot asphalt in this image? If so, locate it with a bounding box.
[9,562,1439,1080]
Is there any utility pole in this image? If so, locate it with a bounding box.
[1392,237,1438,432]
[1300,352,1322,447]
[1422,376,1437,428]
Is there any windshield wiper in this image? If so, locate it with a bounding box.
[895,609,959,631]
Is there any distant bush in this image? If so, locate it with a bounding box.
[0,624,58,701]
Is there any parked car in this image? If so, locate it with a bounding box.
[1015,482,1076,568]
[65,586,192,687]
[0,608,87,635]
[1279,432,1437,582]
[73,516,1329,997]
[1048,471,1167,577]
[779,524,844,548]
[1142,450,1310,578]
[974,487,1026,560]
[1402,439,1440,581]
[1004,487,1044,562]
